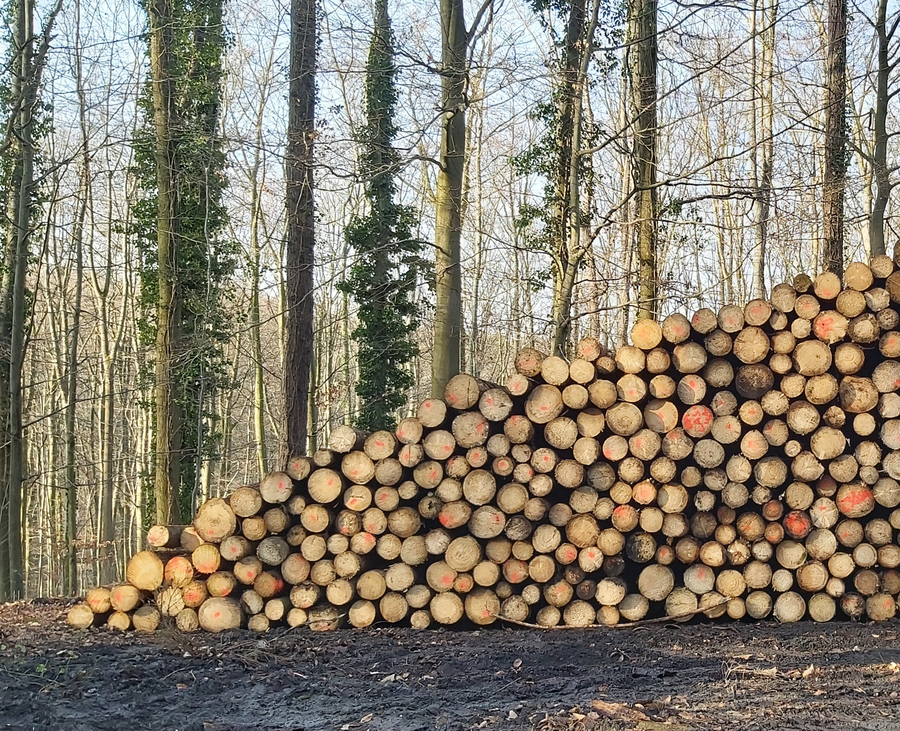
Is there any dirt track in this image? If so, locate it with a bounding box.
[2,601,900,730]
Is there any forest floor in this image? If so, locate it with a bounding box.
[2,601,900,731]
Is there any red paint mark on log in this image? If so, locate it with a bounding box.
[682,405,713,436]
[838,487,873,514]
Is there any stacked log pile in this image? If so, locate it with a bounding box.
[69,258,900,631]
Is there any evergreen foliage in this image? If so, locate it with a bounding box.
[133,0,235,517]
[339,0,422,432]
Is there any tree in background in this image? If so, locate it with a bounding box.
[340,0,422,431]
[514,0,614,354]
[629,0,658,320]
[285,0,317,455]
[823,0,847,274]
[432,0,467,397]
[431,0,495,397]
[137,0,232,524]
[867,0,896,257]
[0,0,61,600]
[749,0,777,298]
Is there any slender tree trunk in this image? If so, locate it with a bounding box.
[66,0,89,589]
[618,51,633,346]
[432,0,467,397]
[285,0,316,455]
[749,0,776,297]
[630,0,658,320]
[249,132,268,476]
[549,0,586,354]
[148,0,183,525]
[7,0,35,600]
[822,0,847,273]
[870,0,894,258]
[3,0,62,598]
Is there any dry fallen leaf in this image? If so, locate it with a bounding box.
[802,664,816,678]
[592,699,650,723]
[360,714,373,723]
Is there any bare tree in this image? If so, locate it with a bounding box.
[630,0,658,320]
[822,0,847,273]
[285,0,317,454]
[868,0,897,257]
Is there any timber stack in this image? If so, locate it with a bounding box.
[69,257,900,631]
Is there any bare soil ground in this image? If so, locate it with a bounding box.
[2,601,900,731]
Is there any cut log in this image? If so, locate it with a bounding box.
[126,550,164,591]
[132,605,161,633]
[329,425,368,453]
[193,498,237,543]
[198,597,242,632]
[147,524,186,548]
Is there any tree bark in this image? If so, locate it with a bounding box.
[67,0,88,588]
[432,0,467,397]
[550,0,601,355]
[148,0,183,525]
[750,0,777,297]
[822,0,846,273]
[0,0,61,598]
[285,0,317,454]
[630,0,658,320]
[869,0,894,257]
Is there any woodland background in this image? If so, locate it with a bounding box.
[0,0,895,599]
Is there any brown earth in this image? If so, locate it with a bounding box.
[2,601,900,730]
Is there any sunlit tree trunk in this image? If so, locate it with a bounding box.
[285,0,316,456]
[822,0,846,273]
[869,0,894,258]
[432,0,467,396]
[148,0,183,525]
[630,0,658,320]
[750,0,777,298]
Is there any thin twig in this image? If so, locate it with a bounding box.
[492,599,729,630]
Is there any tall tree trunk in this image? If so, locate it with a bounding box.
[822,0,847,273]
[66,0,89,589]
[148,0,183,525]
[551,0,601,354]
[549,0,585,354]
[750,0,777,298]
[432,0,467,397]
[250,145,268,476]
[1,0,61,599]
[630,0,658,320]
[869,0,894,258]
[285,0,316,455]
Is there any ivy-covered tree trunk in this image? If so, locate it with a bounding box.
[549,0,603,356]
[285,0,317,456]
[340,0,421,431]
[140,0,230,522]
[148,0,183,525]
